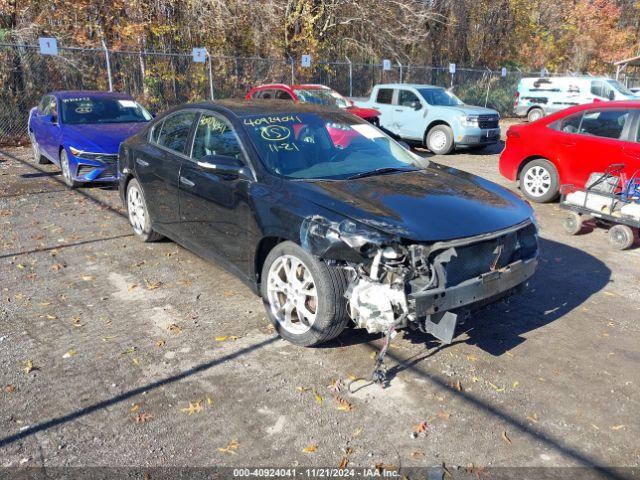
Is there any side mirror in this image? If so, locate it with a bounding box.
[608,90,615,101]
[197,155,250,178]
[410,101,422,110]
[41,113,55,123]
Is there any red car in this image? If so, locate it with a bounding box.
[499,101,640,202]
[245,83,380,124]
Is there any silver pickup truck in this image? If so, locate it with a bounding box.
[355,83,500,154]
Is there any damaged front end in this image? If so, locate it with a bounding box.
[300,215,539,345]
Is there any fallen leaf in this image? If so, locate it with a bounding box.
[411,421,428,438]
[327,379,342,393]
[352,428,363,437]
[62,350,77,359]
[132,358,140,366]
[611,425,625,431]
[488,381,505,392]
[129,403,142,413]
[218,439,240,454]
[127,284,138,292]
[133,412,153,423]
[313,389,323,405]
[180,400,203,415]
[437,410,450,420]
[501,431,512,445]
[207,396,214,406]
[222,290,235,297]
[296,386,310,393]
[512,381,520,389]
[344,446,354,455]
[144,279,162,290]
[168,324,182,334]
[156,339,166,347]
[17,264,25,270]
[51,263,66,271]
[215,336,228,342]
[23,360,35,374]
[46,314,57,320]
[302,444,318,453]
[466,354,478,362]
[526,413,539,424]
[5,385,16,393]
[335,396,354,412]
[81,275,95,281]
[338,457,349,468]
[452,380,463,392]
[411,451,425,459]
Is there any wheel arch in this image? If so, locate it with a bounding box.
[424,120,451,143]
[516,155,559,181]
[254,236,285,291]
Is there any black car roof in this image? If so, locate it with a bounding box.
[184,99,344,118]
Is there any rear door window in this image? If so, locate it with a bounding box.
[275,89,294,101]
[155,111,197,154]
[376,88,393,104]
[579,109,631,140]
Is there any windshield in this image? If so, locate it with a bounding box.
[242,112,421,180]
[293,89,350,109]
[417,88,464,106]
[61,97,152,125]
[606,80,634,96]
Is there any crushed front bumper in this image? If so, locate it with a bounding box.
[410,256,537,317]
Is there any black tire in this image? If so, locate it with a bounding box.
[527,108,544,123]
[59,149,78,188]
[562,211,583,235]
[126,178,164,242]
[426,124,454,155]
[260,241,350,347]
[608,225,635,250]
[519,158,559,203]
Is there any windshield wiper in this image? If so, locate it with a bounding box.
[346,167,415,180]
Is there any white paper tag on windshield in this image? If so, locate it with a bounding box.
[352,124,385,139]
[118,100,137,108]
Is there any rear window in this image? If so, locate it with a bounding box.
[376,88,393,104]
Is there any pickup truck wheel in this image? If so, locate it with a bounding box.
[527,108,544,122]
[426,125,454,155]
[519,159,559,203]
[261,241,350,347]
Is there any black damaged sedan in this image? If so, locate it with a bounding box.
[118,100,538,347]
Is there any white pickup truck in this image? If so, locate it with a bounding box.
[355,83,501,154]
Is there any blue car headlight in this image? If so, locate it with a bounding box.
[69,146,116,162]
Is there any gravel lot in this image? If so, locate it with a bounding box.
[1,129,639,476]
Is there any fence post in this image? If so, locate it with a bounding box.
[397,60,403,84]
[288,55,295,84]
[205,49,214,100]
[345,56,353,97]
[101,40,113,92]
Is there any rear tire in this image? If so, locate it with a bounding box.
[426,125,454,155]
[260,241,350,347]
[126,178,164,242]
[527,108,544,123]
[608,225,635,250]
[519,158,559,203]
[29,134,49,164]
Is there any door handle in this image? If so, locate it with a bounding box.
[136,158,149,167]
[180,176,195,187]
[394,109,403,112]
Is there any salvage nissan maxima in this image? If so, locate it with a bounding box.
[118,100,538,350]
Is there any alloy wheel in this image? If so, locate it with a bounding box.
[523,165,551,198]
[127,184,146,236]
[61,152,72,183]
[266,255,318,335]
[430,130,447,151]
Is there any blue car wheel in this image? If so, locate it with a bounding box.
[29,134,50,165]
[60,149,78,189]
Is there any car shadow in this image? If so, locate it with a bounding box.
[325,237,611,356]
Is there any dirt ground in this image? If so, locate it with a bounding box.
[1,130,639,477]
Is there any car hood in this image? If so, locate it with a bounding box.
[62,122,147,152]
[346,105,380,119]
[453,105,499,116]
[295,164,533,242]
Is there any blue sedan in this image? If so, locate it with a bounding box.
[28,91,152,187]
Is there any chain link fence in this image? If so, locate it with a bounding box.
[1,42,558,146]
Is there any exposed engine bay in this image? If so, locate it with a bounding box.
[300,215,539,344]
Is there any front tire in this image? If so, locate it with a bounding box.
[126,178,164,242]
[426,125,454,155]
[519,158,559,203]
[60,149,78,188]
[261,241,350,347]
